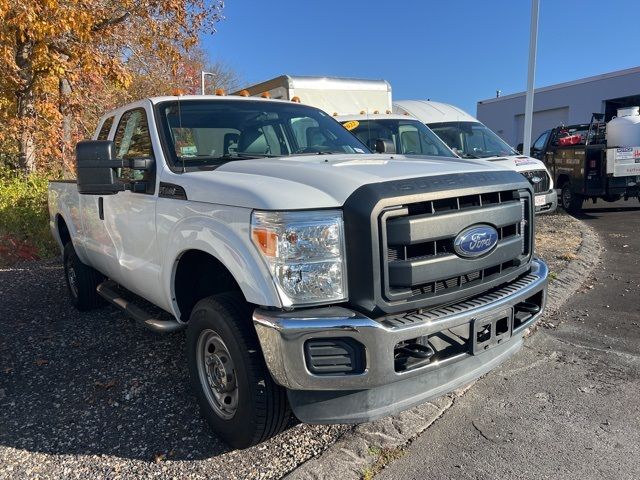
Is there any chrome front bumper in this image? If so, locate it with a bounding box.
[253,259,548,393]
[534,189,558,214]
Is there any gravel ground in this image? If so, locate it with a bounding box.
[0,212,581,479]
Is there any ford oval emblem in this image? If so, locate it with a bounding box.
[531,176,542,184]
[454,225,499,258]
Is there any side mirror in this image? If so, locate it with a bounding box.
[374,138,396,154]
[76,140,122,195]
[76,140,155,195]
[516,143,524,154]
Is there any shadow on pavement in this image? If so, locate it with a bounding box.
[0,260,230,461]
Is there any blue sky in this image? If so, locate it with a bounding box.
[202,0,640,115]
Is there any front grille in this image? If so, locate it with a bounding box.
[521,170,550,193]
[380,189,532,308]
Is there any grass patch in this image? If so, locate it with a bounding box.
[362,446,406,480]
[0,167,58,265]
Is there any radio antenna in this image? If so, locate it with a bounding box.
[177,93,185,173]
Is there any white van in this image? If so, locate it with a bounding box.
[394,100,557,214]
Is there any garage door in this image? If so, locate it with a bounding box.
[514,107,569,146]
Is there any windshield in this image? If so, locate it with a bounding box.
[156,99,370,167]
[344,119,457,157]
[428,121,518,158]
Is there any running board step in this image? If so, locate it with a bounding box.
[97,280,185,333]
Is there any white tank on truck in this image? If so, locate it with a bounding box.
[605,106,640,177]
[606,106,640,148]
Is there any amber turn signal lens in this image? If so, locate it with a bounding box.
[252,228,277,257]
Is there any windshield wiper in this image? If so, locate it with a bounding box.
[292,150,344,156]
[178,152,276,162]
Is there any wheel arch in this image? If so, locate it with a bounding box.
[172,249,244,322]
[55,214,72,247]
[555,174,571,189]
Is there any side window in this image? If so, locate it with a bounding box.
[97,116,114,140]
[114,109,153,159]
[533,131,549,151]
[113,109,153,183]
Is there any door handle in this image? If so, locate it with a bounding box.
[98,197,104,220]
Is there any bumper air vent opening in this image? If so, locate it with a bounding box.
[304,338,365,376]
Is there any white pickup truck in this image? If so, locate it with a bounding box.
[48,95,548,449]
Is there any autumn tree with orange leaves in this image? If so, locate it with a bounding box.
[0,0,227,174]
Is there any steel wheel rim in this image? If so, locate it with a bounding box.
[196,329,238,420]
[66,257,79,298]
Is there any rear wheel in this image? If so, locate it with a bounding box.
[186,292,290,449]
[63,242,105,311]
[560,183,583,213]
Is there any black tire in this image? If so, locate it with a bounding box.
[63,242,105,311]
[560,183,583,213]
[602,194,622,203]
[186,292,290,449]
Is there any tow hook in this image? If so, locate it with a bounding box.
[515,301,541,315]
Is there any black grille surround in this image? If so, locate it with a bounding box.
[521,169,551,193]
[343,170,534,317]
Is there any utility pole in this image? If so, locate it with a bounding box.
[523,0,539,156]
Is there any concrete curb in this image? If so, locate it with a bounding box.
[284,218,603,480]
[543,220,603,313]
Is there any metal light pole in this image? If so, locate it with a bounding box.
[523,0,539,155]
[201,71,215,95]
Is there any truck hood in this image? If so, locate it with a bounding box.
[480,155,547,173]
[183,154,509,210]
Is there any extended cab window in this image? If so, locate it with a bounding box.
[97,116,114,140]
[156,99,369,168]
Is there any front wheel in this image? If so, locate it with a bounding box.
[560,183,583,213]
[186,293,290,449]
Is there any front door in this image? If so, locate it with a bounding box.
[101,106,163,306]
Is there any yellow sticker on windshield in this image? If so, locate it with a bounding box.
[342,120,360,131]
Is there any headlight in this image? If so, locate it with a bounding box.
[251,210,347,306]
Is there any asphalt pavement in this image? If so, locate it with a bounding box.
[378,199,640,480]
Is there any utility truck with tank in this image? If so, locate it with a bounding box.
[48,94,548,449]
[529,107,640,212]
[394,100,558,214]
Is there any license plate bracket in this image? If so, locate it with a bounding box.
[472,308,513,355]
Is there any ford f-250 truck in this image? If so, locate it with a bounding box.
[48,95,548,449]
